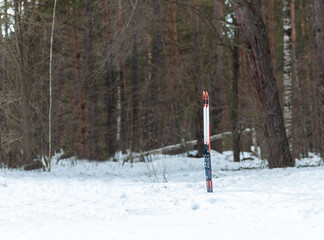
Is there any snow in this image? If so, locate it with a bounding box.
[1,151,324,240]
[0,176,7,187]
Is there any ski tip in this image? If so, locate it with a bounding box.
[206,91,208,99]
[203,91,205,99]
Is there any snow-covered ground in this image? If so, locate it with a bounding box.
[1,151,324,240]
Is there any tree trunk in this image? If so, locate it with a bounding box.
[14,0,33,165]
[53,16,64,153]
[166,2,180,146]
[283,0,293,152]
[115,0,128,153]
[66,21,77,156]
[169,3,178,66]
[269,0,275,73]
[120,62,128,153]
[115,0,124,152]
[232,0,294,168]
[307,0,320,153]
[68,5,86,158]
[290,0,300,158]
[131,16,139,152]
[83,0,98,160]
[315,0,324,158]
[231,25,240,162]
[147,0,162,150]
[211,0,224,153]
[102,0,116,157]
[290,0,306,158]
[144,35,152,150]
[191,0,203,157]
[48,0,58,171]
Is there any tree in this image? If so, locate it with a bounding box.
[48,0,58,171]
[290,0,303,159]
[211,0,224,153]
[231,23,240,162]
[14,0,34,165]
[306,0,320,153]
[83,0,98,160]
[231,0,294,168]
[283,0,293,152]
[191,0,204,157]
[269,0,275,72]
[1,0,320,168]
[102,0,116,157]
[146,0,163,150]
[315,0,324,158]
[164,1,180,146]
[131,4,139,152]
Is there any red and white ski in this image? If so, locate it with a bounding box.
[203,91,213,192]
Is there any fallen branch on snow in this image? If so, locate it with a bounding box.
[123,128,253,162]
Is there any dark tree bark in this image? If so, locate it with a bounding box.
[83,0,98,160]
[14,0,33,165]
[53,16,64,152]
[169,3,179,66]
[232,0,294,168]
[211,0,224,153]
[191,0,203,157]
[307,0,320,153]
[147,0,163,149]
[269,0,275,73]
[66,4,86,158]
[120,62,128,153]
[290,0,302,159]
[315,0,324,158]
[102,0,116,157]
[165,2,180,146]
[231,25,240,162]
[116,0,128,153]
[66,20,77,156]
[131,18,139,152]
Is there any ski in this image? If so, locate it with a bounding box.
[203,91,213,192]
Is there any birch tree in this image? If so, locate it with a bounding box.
[283,0,293,151]
[48,0,58,171]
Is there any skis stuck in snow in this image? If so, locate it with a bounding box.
[203,91,213,192]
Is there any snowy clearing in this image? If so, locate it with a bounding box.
[1,151,324,240]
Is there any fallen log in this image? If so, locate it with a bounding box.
[123,128,252,162]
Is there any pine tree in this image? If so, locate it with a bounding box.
[232,0,294,168]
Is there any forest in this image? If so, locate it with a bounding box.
[2,1,324,238]
[0,0,323,169]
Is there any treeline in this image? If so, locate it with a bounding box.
[0,0,322,168]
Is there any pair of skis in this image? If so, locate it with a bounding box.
[203,91,213,192]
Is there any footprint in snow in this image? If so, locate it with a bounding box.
[191,202,200,210]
